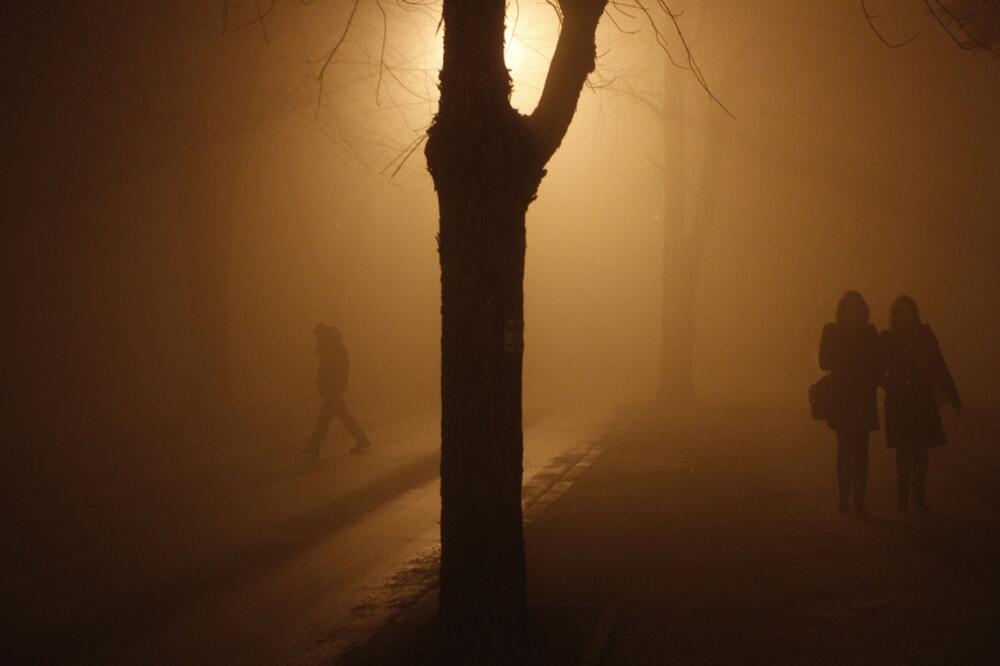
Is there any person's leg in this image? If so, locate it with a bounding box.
[852,430,870,514]
[306,397,335,455]
[331,395,371,450]
[896,446,912,512]
[913,445,930,513]
[836,431,851,512]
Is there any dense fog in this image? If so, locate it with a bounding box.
[8,3,997,454]
[3,2,999,659]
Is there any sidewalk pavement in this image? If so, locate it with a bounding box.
[4,398,628,664]
[3,402,438,663]
[340,404,1000,665]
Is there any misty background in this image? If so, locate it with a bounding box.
[4,0,999,487]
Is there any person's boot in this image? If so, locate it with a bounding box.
[350,437,371,453]
[897,494,909,513]
[838,495,849,513]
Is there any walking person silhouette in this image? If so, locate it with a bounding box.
[303,323,371,457]
[819,291,880,517]
[880,296,961,515]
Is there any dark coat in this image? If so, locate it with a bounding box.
[819,322,879,432]
[880,325,959,449]
[317,336,349,396]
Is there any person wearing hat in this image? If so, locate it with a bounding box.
[303,323,371,457]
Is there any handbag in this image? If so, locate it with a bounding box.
[809,374,834,421]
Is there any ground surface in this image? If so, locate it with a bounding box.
[3,400,629,665]
[9,402,1000,665]
[342,404,1000,665]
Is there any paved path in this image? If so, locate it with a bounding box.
[4,402,630,665]
[527,405,1000,664]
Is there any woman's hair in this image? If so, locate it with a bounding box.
[835,290,870,325]
[889,295,922,330]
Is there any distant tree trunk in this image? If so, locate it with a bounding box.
[658,71,731,404]
[657,67,691,403]
[659,241,699,403]
[425,1,605,662]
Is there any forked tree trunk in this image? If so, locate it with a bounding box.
[426,12,538,661]
[426,2,605,662]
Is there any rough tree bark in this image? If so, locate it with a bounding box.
[424,1,606,661]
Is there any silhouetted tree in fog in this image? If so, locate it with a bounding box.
[423,1,607,661]
[657,68,734,404]
[77,2,353,435]
[653,7,752,405]
[655,0,996,405]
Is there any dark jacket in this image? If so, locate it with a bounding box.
[317,336,349,396]
[880,325,959,449]
[819,322,879,432]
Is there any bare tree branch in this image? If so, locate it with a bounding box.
[653,0,733,117]
[316,0,363,118]
[383,127,430,176]
[931,0,1000,53]
[529,0,608,162]
[867,0,1000,53]
[861,0,918,47]
[374,0,389,104]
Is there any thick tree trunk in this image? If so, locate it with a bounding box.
[426,6,537,662]
[427,1,605,662]
[432,135,538,661]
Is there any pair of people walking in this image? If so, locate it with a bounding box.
[819,291,961,517]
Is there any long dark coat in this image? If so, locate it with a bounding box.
[880,325,959,449]
[819,322,880,432]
